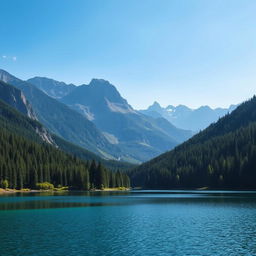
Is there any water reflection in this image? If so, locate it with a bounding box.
[0,190,256,211]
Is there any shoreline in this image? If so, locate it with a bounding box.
[1,187,256,195]
[0,188,41,194]
[0,187,130,194]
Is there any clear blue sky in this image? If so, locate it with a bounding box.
[1,0,256,109]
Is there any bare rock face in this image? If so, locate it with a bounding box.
[0,79,37,120]
[20,91,37,120]
[0,79,56,147]
[35,126,57,146]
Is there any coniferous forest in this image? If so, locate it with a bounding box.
[130,97,256,189]
[0,126,130,190]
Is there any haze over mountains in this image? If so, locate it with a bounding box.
[140,101,237,131]
[27,75,192,162]
[0,69,194,163]
[1,68,255,190]
[0,69,241,166]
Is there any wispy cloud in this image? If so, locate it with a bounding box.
[2,55,17,61]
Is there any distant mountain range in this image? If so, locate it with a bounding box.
[140,101,237,131]
[0,69,242,165]
[1,68,255,190]
[0,70,194,163]
[28,76,192,162]
[131,96,256,189]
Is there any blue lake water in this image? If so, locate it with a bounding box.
[0,190,256,256]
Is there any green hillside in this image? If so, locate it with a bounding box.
[0,99,45,143]
[131,96,256,189]
[0,79,135,171]
[0,100,130,190]
[0,69,122,160]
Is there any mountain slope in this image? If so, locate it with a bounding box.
[0,104,130,190]
[27,77,76,99]
[0,93,134,171]
[0,80,54,145]
[53,135,135,171]
[0,98,55,145]
[0,80,36,120]
[140,101,237,131]
[0,69,122,160]
[131,96,256,189]
[0,88,131,189]
[60,78,192,162]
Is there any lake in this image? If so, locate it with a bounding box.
[0,190,256,256]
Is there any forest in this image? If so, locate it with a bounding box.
[130,97,256,189]
[0,125,130,190]
[0,97,130,190]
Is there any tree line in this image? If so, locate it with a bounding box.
[0,127,130,190]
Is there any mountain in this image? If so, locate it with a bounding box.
[3,69,191,163]
[27,77,76,99]
[59,78,192,162]
[0,82,135,171]
[0,81,55,145]
[0,99,130,190]
[0,98,55,146]
[0,69,123,160]
[140,101,237,131]
[131,96,256,189]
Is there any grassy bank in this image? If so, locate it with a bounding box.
[0,187,130,194]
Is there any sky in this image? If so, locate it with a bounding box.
[1,0,256,109]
